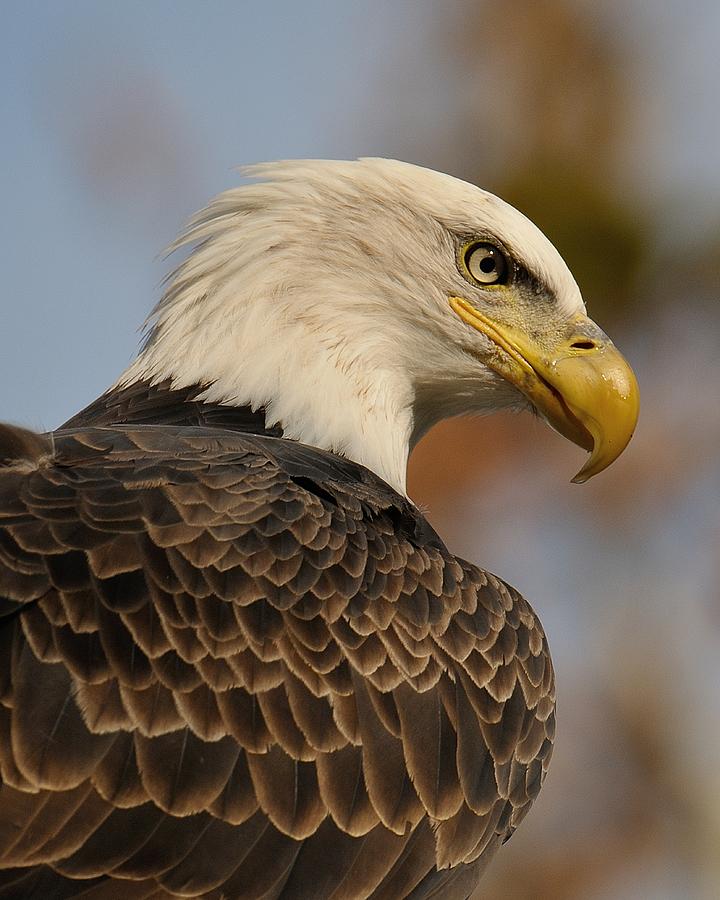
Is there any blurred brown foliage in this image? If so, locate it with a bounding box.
[406,2,720,897]
[451,0,654,322]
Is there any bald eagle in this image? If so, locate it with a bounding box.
[0,160,638,899]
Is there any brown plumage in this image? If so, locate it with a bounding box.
[0,385,555,898]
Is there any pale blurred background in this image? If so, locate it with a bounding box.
[2,2,719,897]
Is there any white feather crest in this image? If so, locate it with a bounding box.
[119,158,583,492]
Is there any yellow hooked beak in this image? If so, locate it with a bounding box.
[449,296,639,482]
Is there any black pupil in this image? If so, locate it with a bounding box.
[479,254,496,274]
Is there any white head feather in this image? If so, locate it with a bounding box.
[119,159,584,493]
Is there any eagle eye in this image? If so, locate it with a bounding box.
[463,242,509,287]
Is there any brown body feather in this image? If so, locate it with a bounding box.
[0,386,555,899]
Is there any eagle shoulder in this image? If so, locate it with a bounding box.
[0,422,554,899]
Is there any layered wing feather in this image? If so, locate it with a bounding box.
[0,423,555,899]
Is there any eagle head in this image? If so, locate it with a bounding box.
[121,158,639,493]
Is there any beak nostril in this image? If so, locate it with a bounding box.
[570,340,597,351]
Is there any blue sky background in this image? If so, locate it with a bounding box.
[2,0,719,428]
[1,1,437,425]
